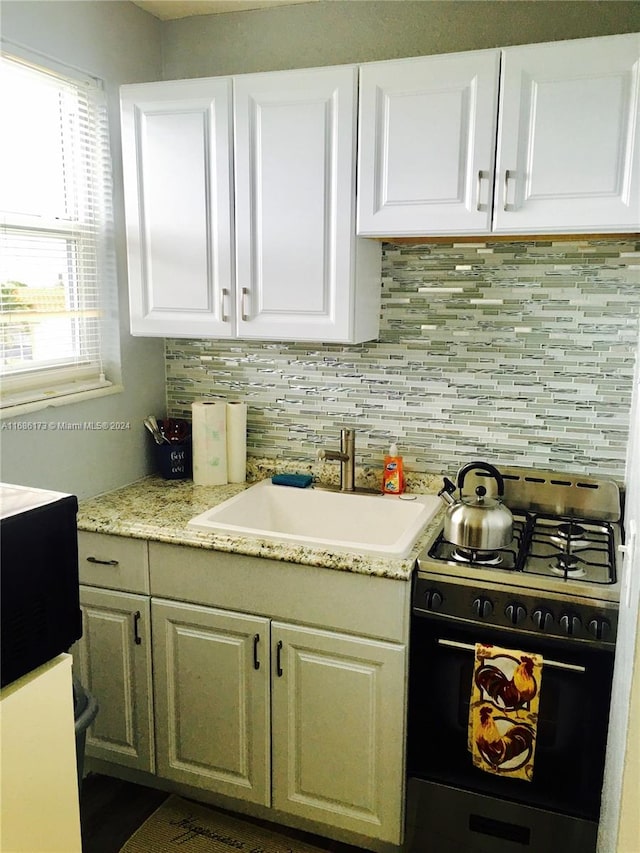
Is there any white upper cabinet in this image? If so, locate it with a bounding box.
[358,33,640,236]
[357,50,501,236]
[234,67,380,343]
[120,78,234,338]
[121,67,381,343]
[493,33,640,233]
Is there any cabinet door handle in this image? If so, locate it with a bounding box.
[476,169,488,212]
[276,640,283,677]
[503,169,515,211]
[253,633,260,670]
[133,611,142,645]
[221,287,229,323]
[86,556,119,566]
[241,287,250,322]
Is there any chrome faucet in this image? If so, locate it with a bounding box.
[317,428,356,492]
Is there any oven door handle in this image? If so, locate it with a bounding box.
[437,639,586,673]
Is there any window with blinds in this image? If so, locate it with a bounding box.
[0,49,115,410]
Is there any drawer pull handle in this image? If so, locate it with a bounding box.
[276,640,283,677]
[86,556,119,566]
[253,633,260,670]
[134,611,142,645]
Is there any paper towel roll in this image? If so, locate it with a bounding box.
[226,402,247,483]
[191,400,228,486]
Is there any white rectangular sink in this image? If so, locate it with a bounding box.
[187,479,441,558]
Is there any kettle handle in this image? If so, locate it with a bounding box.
[437,477,457,505]
[457,461,505,496]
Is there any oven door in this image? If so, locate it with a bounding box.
[407,611,614,822]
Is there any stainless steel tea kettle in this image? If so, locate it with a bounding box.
[438,461,513,551]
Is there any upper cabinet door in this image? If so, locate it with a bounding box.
[357,50,501,236]
[494,33,640,233]
[121,78,234,337]
[234,66,378,342]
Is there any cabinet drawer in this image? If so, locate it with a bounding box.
[78,532,149,593]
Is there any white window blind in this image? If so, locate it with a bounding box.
[0,49,115,409]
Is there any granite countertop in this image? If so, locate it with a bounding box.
[77,460,445,581]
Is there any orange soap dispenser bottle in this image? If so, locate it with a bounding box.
[382,443,405,495]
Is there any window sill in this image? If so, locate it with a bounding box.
[0,383,124,420]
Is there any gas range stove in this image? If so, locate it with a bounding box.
[415,466,623,648]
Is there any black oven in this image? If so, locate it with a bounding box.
[405,464,622,853]
[406,605,614,853]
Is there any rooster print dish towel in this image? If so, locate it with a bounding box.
[468,643,543,781]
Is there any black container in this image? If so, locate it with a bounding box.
[1,487,82,688]
[155,442,192,479]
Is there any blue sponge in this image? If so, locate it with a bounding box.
[271,474,313,488]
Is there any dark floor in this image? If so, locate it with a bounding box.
[80,773,368,853]
[80,774,168,853]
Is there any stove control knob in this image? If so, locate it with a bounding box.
[532,609,554,631]
[424,589,443,612]
[472,597,493,619]
[505,602,527,625]
[587,618,611,641]
[559,613,582,636]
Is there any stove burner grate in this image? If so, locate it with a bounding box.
[427,518,525,572]
[549,521,593,550]
[557,522,586,539]
[451,547,503,566]
[549,552,586,578]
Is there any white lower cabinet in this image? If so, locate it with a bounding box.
[75,586,154,772]
[271,622,405,842]
[75,532,409,847]
[151,599,406,844]
[152,599,271,805]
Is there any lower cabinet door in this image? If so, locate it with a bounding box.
[271,622,407,844]
[152,599,271,805]
[74,587,154,772]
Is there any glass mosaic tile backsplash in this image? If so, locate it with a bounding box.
[166,239,640,480]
